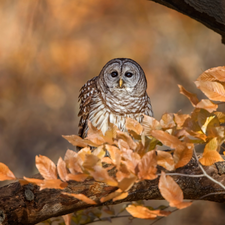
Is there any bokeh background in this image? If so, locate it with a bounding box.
[1,0,225,224]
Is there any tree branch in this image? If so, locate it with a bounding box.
[1,156,225,224]
[149,0,225,44]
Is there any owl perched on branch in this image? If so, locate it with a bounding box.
[78,58,153,138]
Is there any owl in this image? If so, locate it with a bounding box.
[78,58,153,138]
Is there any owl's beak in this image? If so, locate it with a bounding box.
[119,79,123,87]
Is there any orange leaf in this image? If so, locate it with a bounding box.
[197,66,225,82]
[36,155,57,180]
[156,150,175,171]
[118,175,136,191]
[199,138,224,166]
[82,154,100,170]
[113,192,128,201]
[178,84,199,106]
[0,163,16,181]
[174,113,190,128]
[174,143,194,169]
[62,192,97,205]
[138,150,157,180]
[89,165,118,186]
[121,150,140,174]
[62,214,72,225]
[159,171,192,209]
[142,115,162,136]
[160,113,176,129]
[195,99,218,113]
[195,80,225,102]
[116,163,130,182]
[66,173,89,182]
[23,177,44,185]
[116,131,137,150]
[105,145,121,168]
[40,179,68,190]
[126,205,170,219]
[62,134,97,147]
[125,117,143,135]
[57,157,68,182]
[100,189,122,203]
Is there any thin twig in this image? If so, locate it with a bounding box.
[199,191,225,200]
[158,173,204,178]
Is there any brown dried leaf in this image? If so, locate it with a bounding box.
[156,150,175,171]
[100,189,122,203]
[89,165,118,186]
[62,134,97,147]
[195,99,218,113]
[40,179,68,190]
[126,205,170,219]
[116,131,137,150]
[142,115,162,136]
[105,145,121,168]
[159,171,192,209]
[138,150,157,180]
[36,155,57,180]
[92,145,105,159]
[0,163,16,181]
[199,137,224,166]
[64,149,83,174]
[126,117,143,135]
[62,214,72,225]
[174,143,194,169]
[160,113,176,129]
[214,112,225,123]
[62,192,97,205]
[23,177,44,186]
[66,173,89,182]
[113,192,128,202]
[83,154,100,170]
[174,113,190,129]
[197,66,225,82]
[57,157,68,182]
[118,175,137,191]
[117,139,130,151]
[121,150,140,174]
[195,80,225,102]
[116,163,130,182]
[178,84,199,106]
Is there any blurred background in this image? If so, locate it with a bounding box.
[0,0,225,224]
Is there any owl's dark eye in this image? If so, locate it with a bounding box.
[111,71,118,77]
[125,72,133,78]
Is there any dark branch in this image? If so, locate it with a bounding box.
[1,157,225,224]
[149,0,225,44]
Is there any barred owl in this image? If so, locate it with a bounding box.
[78,58,153,138]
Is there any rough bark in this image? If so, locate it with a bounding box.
[149,0,225,44]
[1,157,225,224]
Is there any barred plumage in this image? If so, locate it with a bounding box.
[78,58,153,138]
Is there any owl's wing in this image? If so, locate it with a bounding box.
[78,76,98,138]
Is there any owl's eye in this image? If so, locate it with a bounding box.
[125,72,133,78]
[111,71,118,77]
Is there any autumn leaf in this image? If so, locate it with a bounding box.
[62,192,97,205]
[126,205,171,219]
[156,150,175,171]
[62,214,72,225]
[195,80,225,102]
[82,154,100,170]
[199,137,224,166]
[105,145,121,168]
[66,173,89,182]
[23,177,44,186]
[118,175,137,191]
[36,155,57,180]
[178,84,199,106]
[57,157,68,182]
[113,192,128,201]
[116,130,137,150]
[142,115,162,136]
[40,179,68,190]
[126,117,143,135]
[159,171,192,209]
[62,134,97,147]
[116,163,130,182]
[160,113,176,129]
[174,113,190,129]
[100,189,123,203]
[195,99,218,113]
[197,66,225,82]
[138,150,157,180]
[0,163,16,181]
[121,150,140,174]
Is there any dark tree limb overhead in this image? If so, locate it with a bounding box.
[150,0,225,44]
[1,157,225,225]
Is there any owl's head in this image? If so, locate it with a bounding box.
[97,58,147,97]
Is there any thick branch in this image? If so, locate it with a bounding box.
[1,157,225,225]
[149,0,225,44]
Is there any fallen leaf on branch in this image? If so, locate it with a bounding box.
[57,157,68,182]
[36,155,57,180]
[126,205,171,219]
[113,192,128,201]
[23,177,44,186]
[156,150,175,171]
[0,163,16,181]
[100,189,123,203]
[62,134,97,147]
[159,171,192,209]
[40,179,68,190]
[66,173,89,182]
[62,192,97,205]
[138,150,157,180]
[126,117,143,135]
[118,175,137,191]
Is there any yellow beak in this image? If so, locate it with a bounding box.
[119,79,123,87]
